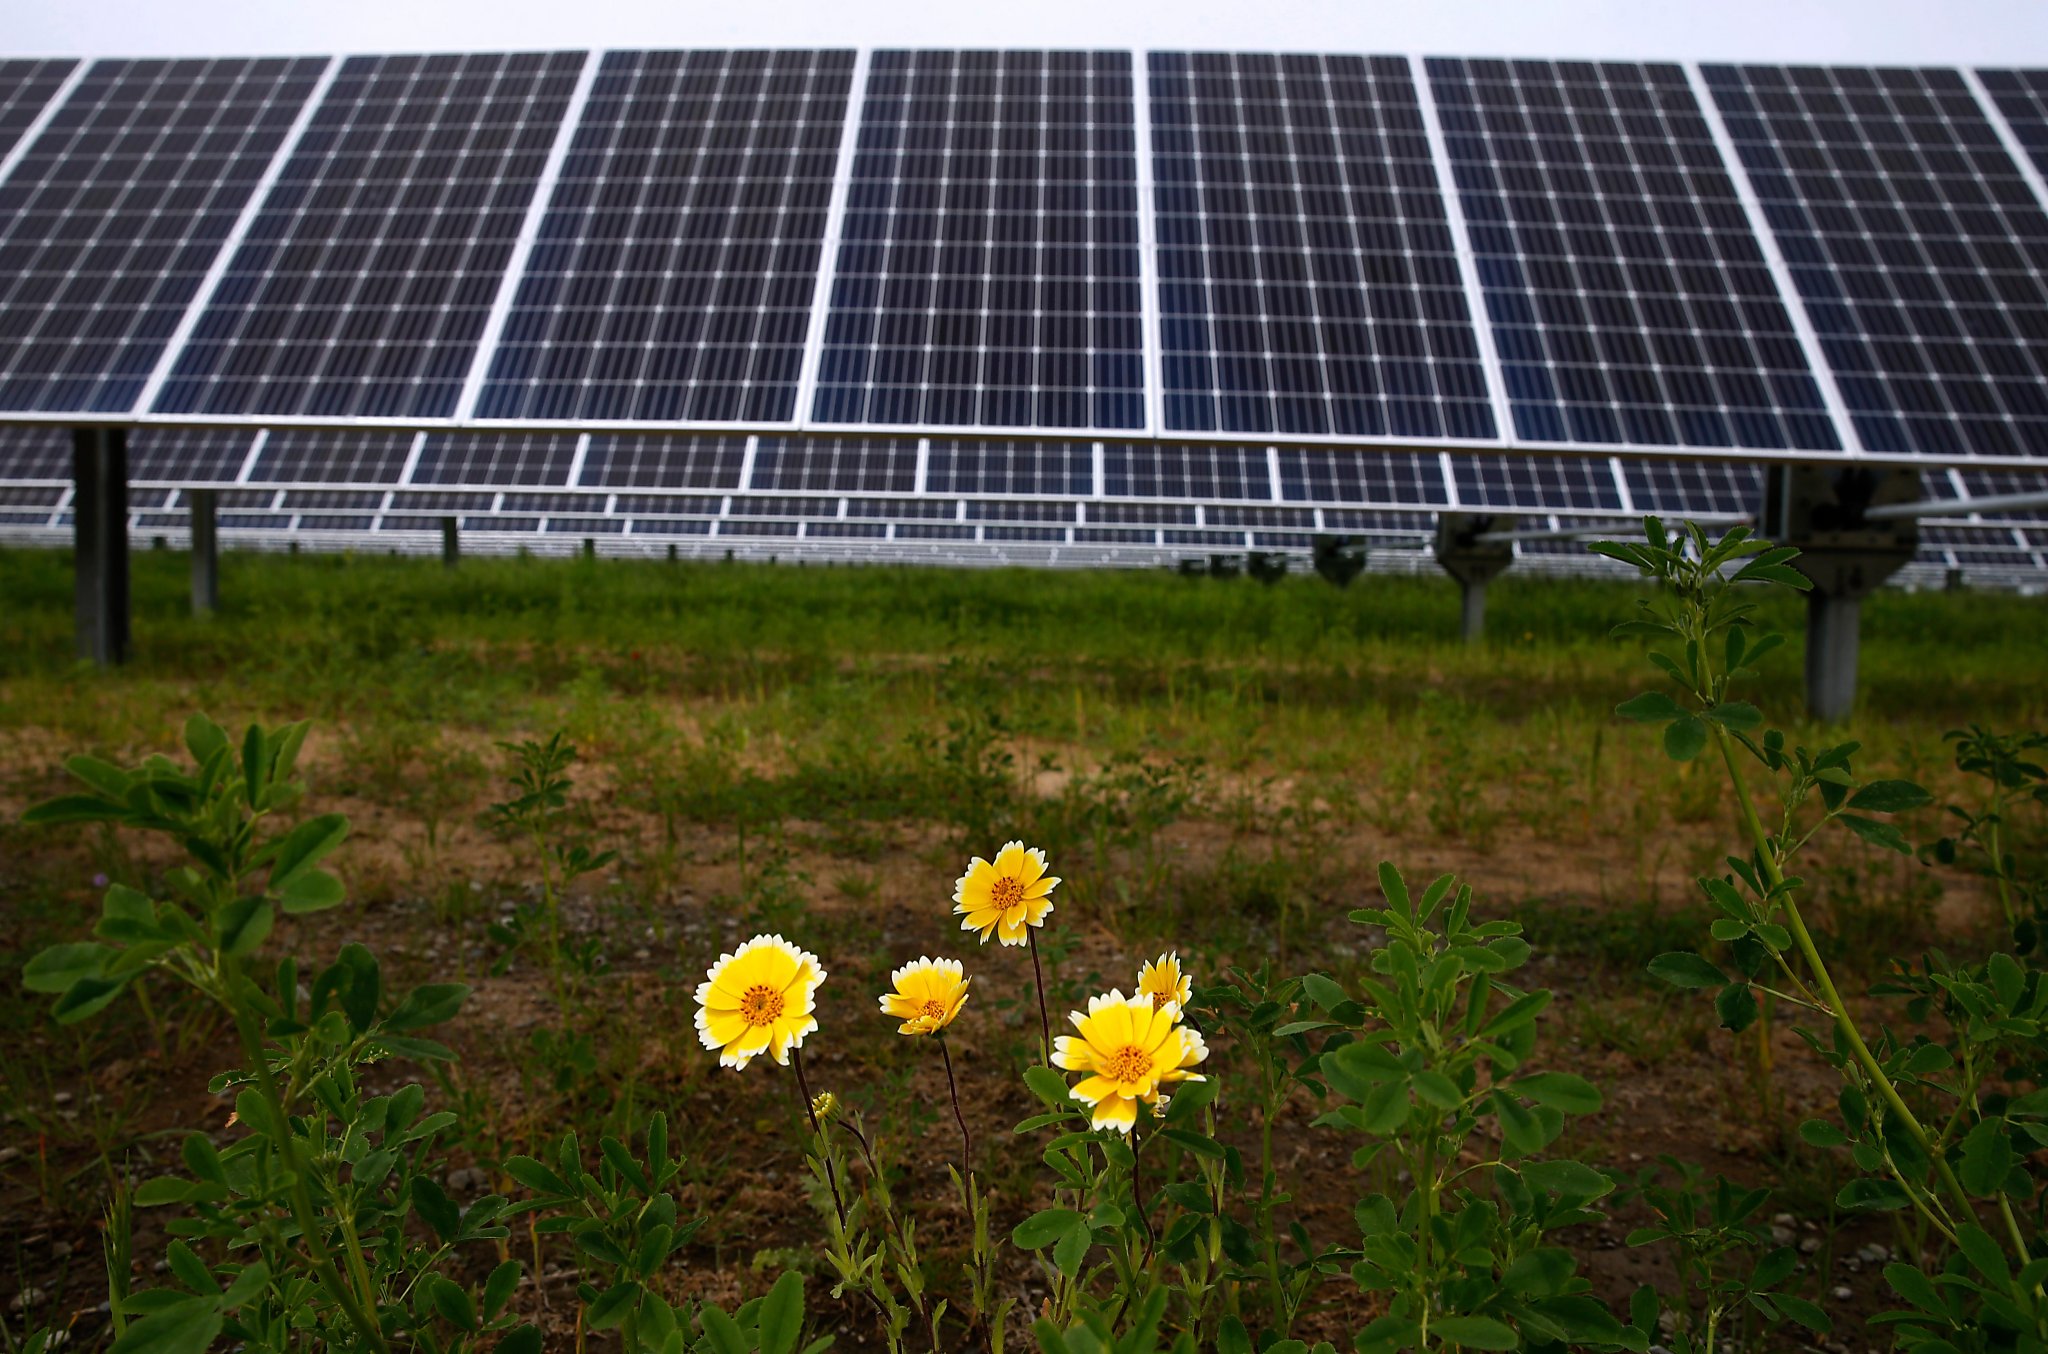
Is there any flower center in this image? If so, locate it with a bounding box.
[918,999,949,1023]
[990,875,1025,912]
[738,984,786,1026]
[1105,1044,1153,1086]
[1147,989,1170,1010]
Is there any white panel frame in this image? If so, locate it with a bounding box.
[1132,47,1165,435]
[131,56,344,416]
[791,48,872,426]
[1683,61,1866,457]
[1959,67,2048,215]
[452,48,604,422]
[1410,54,1514,445]
[0,58,91,189]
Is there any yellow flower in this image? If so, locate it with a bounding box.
[878,956,971,1036]
[694,934,825,1070]
[954,841,1059,947]
[1052,990,1209,1134]
[1136,951,1191,1016]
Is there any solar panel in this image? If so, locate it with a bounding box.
[1149,52,1494,439]
[1276,448,1449,504]
[811,50,1145,429]
[1103,443,1270,498]
[248,428,421,483]
[152,51,587,418]
[1622,457,1762,514]
[1450,454,1623,509]
[0,60,78,162]
[411,433,581,486]
[0,425,72,479]
[751,436,917,491]
[924,439,1094,494]
[0,57,328,413]
[1426,58,1841,451]
[130,428,261,482]
[1703,64,2048,459]
[576,434,747,489]
[475,50,856,422]
[1977,70,2048,177]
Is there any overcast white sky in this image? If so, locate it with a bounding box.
[3,0,2046,65]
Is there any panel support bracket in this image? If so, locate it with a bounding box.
[73,427,131,666]
[189,487,220,614]
[1433,510,1516,644]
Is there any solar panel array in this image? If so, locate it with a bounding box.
[0,48,2045,582]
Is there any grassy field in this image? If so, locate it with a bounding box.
[1,544,2044,1350]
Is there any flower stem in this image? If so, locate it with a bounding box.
[1027,928,1052,1065]
[791,1046,850,1232]
[1713,727,1977,1228]
[939,1037,972,1171]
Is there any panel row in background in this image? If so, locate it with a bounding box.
[1,53,2047,467]
[3,468,2043,585]
[13,424,2036,518]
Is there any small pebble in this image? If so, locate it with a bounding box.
[1770,1224,1796,1245]
[1857,1243,1890,1264]
[1832,1285,1855,1301]
[1800,1237,1822,1254]
[10,1287,45,1313]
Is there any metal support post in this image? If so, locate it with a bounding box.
[1805,591,1861,724]
[1433,512,1516,645]
[189,488,219,614]
[441,516,459,568]
[72,427,130,667]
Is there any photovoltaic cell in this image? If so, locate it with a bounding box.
[1450,454,1622,509]
[576,435,747,489]
[813,50,1145,428]
[0,60,77,160]
[411,434,580,486]
[153,51,586,419]
[0,57,327,413]
[1703,64,2048,459]
[0,425,70,478]
[1427,58,1840,451]
[1276,449,1449,504]
[1103,444,1269,498]
[751,436,917,491]
[924,440,1092,494]
[1977,70,2048,177]
[129,428,261,482]
[248,429,419,483]
[1150,52,1494,439]
[476,50,855,421]
[1622,458,1762,514]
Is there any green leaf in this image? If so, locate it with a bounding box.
[428,1275,478,1331]
[22,793,125,826]
[1704,701,1763,733]
[483,1261,522,1319]
[1839,815,1911,855]
[216,898,274,959]
[1958,1119,2017,1198]
[1847,780,1933,814]
[1664,714,1708,762]
[1798,1119,1848,1149]
[1023,1065,1073,1110]
[1515,1072,1601,1115]
[22,941,114,993]
[584,1281,643,1332]
[1615,692,1684,723]
[411,1175,462,1243]
[278,868,345,914]
[757,1270,805,1354]
[495,1327,543,1354]
[1835,1178,1910,1211]
[386,983,469,1032]
[1715,983,1759,1033]
[1412,1071,1463,1110]
[1646,951,1727,989]
[1322,1040,1403,1102]
[184,714,231,769]
[52,974,128,1023]
[109,1294,222,1354]
[697,1302,749,1354]
[66,755,133,800]
[1427,1316,1518,1350]
[1051,1217,1091,1278]
[265,813,349,892]
[1013,1208,1085,1249]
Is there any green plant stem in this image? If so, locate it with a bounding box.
[939,1038,972,1171]
[1027,929,1052,1065]
[1713,728,1979,1232]
[791,1046,850,1232]
[223,972,390,1354]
